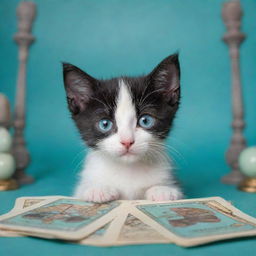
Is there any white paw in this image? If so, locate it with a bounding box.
[80,187,120,203]
[145,186,183,201]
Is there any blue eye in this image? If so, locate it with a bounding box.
[138,115,155,129]
[98,119,113,132]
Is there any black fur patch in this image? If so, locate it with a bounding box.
[63,54,180,147]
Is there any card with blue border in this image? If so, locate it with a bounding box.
[0,197,121,240]
[130,197,256,246]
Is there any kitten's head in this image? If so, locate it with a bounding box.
[63,54,180,163]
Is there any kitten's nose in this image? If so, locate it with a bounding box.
[121,140,134,149]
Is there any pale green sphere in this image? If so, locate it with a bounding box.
[239,147,256,177]
[0,153,15,179]
[0,127,12,153]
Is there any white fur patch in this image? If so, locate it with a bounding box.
[145,185,183,201]
[97,79,146,162]
[115,80,137,142]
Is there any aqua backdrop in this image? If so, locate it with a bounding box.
[0,0,256,255]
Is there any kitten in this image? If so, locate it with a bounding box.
[63,53,183,203]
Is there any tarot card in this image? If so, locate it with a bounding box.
[131,197,256,246]
[0,197,121,240]
[1,196,127,246]
[115,213,170,245]
[79,201,133,246]
[13,196,65,211]
[79,221,114,246]
[0,228,20,237]
[81,201,170,246]
[0,196,64,238]
[0,196,116,246]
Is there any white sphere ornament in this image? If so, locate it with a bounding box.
[238,147,256,177]
[0,127,12,153]
[0,153,15,179]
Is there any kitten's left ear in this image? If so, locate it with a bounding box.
[149,53,180,105]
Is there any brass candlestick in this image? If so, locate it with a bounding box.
[221,0,247,184]
[239,178,256,193]
[238,147,256,193]
[0,95,19,191]
[12,2,36,185]
[0,179,18,191]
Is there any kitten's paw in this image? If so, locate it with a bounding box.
[81,187,119,203]
[145,186,183,201]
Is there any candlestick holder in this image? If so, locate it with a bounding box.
[0,95,19,191]
[221,0,247,184]
[238,147,256,193]
[12,2,37,185]
[239,178,256,193]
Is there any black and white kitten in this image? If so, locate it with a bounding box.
[63,54,183,202]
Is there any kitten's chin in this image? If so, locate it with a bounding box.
[102,151,143,164]
[119,153,141,163]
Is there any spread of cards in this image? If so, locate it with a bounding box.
[1,196,256,247]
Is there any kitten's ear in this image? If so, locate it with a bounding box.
[149,53,180,105]
[62,63,96,115]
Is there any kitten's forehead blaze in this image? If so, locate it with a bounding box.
[115,80,137,141]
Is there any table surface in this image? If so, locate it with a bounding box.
[0,155,256,256]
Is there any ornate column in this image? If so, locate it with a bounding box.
[221,0,247,184]
[12,2,36,184]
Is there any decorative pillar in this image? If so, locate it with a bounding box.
[221,0,247,184]
[12,2,36,184]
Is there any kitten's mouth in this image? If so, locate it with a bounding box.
[120,150,135,157]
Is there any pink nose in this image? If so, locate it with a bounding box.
[121,140,134,149]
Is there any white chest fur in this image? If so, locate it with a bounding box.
[74,150,181,201]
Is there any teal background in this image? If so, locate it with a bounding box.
[0,0,256,255]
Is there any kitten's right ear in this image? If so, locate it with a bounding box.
[62,63,96,115]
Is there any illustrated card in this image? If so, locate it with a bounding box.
[81,201,171,246]
[131,197,256,246]
[13,196,64,211]
[0,197,121,240]
[79,221,112,245]
[0,229,20,237]
[0,197,116,246]
[0,196,64,238]
[115,213,170,245]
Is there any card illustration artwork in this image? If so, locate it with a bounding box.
[136,200,256,238]
[0,197,121,240]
